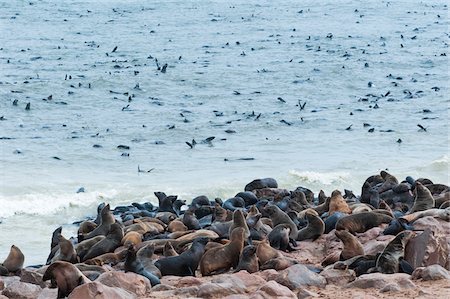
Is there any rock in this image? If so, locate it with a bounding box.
[2,280,42,299]
[346,273,416,290]
[0,296,9,299]
[160,275,184,287]
[356,227,384,244]
[68,281,136,299]
[412,265,450,280]
[363,239,390,256]
[251,280,296,299]
[274,264,326,290]
[151,284,175,291]
[256,269,278,281]
[173,285,200,296]
[405,227,449,270]
[297,288,319,299]
[0,277,3,290]
[412,216,450,236]
[232,271,267,292]
[96,271,151,296]
[36,288,58,299]
[320,268,356,286]
[175,276,203,287]
[20,267,48,288]
[380,283,402,292]
[197,280,246,298]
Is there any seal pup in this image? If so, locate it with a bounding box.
[335,212,393,234]
[267,224,295,252]
[409,181,435,213]
[1,245,24,273]
[335,230,364,260]
[374,230,415,274]
[234,245,259,273]
[125,245,160,286]
[297,209,325,241]
[265,205,298,240]
[43,261,90,298]
[200,227,245,276]
[155,237,209,276]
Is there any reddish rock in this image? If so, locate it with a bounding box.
[173,285,200,296]
[274,264,326,290]
[36,288,58,299]
[68,281,136,299]
[405,227,449,270]
[232,270,267,292]
[197,280,246,298]
[256,269,278,281]
[0,295,9,299]
[0,277,3,290]
[151,284,175,291]
[2,280,42,299]
[356,227,384,244]
[251,280,296,299]
[412,265,450,281]
[175,276,203,287]
[297,288,319,299]
[363,239,391,256]
[346,273,416,290]
[96,271,151,296]
[320,268,356,285]
[20,267,48,288]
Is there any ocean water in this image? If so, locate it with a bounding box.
[0,0,448,265]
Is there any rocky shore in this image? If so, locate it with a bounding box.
[0,171,449,299]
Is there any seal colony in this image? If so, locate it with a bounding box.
[1,171,449,298]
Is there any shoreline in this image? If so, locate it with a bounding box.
[0,171,449,298]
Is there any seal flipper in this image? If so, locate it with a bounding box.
[139,268,161,286]
[399,258,414,274]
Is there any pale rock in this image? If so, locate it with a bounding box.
[274,264,326,290]
[346,273,416,290]
[2,280,42,299]
[412,264,450,281]
[68,281,136,299]
[96,271,151,296]
[320,268,356,285]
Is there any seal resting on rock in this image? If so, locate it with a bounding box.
[1,245,24,273]
[335,229,364,260]
[200,227,245,276]
[374,230,415,274]
[409,181,435,213]
[296,209,325,241]
[43,261,90,298]
[335,212,393,234]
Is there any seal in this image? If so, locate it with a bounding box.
[200,227,245,276]
[167,219,188,232]
[268,224,295,252]
[260,257,298,271]
[84,251,126,266]
[163,241,179,257]
[229,209,250,243]
[82,223,124,261]
[234,245,259,273]
[375,230,415,274]
[222,196,246,211]
[409,181,435,213]
[212,202,229,222]
[255,238,283,265]
[183,208,201,230]
[43,261,90,299]
[125,245,161,286]
[155,237,209,276]
[77,221,97,242]
[335,212,393,234]
[235,191,258,206]
[75,236,105,261]
[335,229,364,260]
[244,178,278,191]
[1,245,24,273]
[329,190,352,215]
[47,226,63,264]
[135,244,162,278]
[81,204,115,241]
[324,211,347,234]
[264,205,298,240]
[121,231,142,247]
[51,235,78,264]
[155,192,179,214]
[297,209,325,241]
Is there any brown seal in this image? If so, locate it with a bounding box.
[212,202,229,222]
[335,229,364,260]
[200,227,245,276]
[378,170,399,193]
[136,244,162,278]
[43,261,90,298]
[163,241,179,257]
[255,238,283,265]
[375,230,415,274]
[81,204,115,241]
[329,190,352,215]
[265,205,298,239]
[167,219,188,232]
[297,209,325,241]
[51,235,78,264]
[234,245,259,273]
[82,223,124,261]
[77,221,97,242]
[229,209,250,241]
[409,181,435,213]
[84,250,126,266]
[75,236,105,261]
[260,257,298,271]
[1,245,24,273]
[335,212,393,234]
[121,231,142,247]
